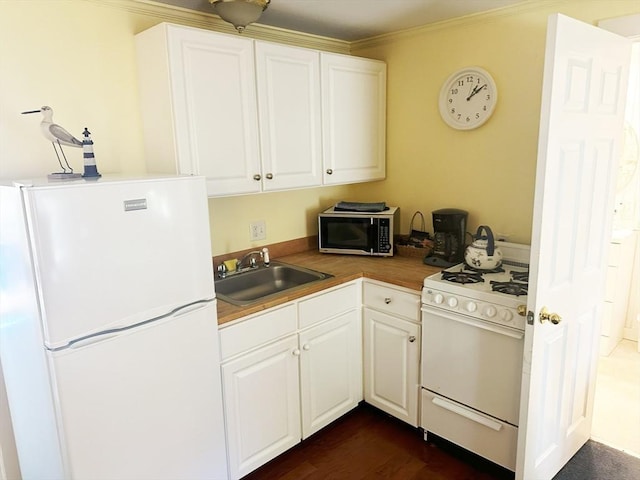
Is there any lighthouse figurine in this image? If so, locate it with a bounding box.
[81,127,101,178]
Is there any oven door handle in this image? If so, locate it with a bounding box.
[421,307,524,340]
[432,396,503,431]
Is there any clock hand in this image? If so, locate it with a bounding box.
[466,84,487,101]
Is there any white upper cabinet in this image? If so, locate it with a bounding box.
[255,42,323,191]
[321,53,387,185]
[136,24,386,196]
[136,23,261,196]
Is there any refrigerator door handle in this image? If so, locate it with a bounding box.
[52,300,213,351]
[68,332,122,350]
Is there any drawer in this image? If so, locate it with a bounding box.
[219,304,297,360]
[421,389,518,472]
[298,282,359,330]
[364,281,420,321]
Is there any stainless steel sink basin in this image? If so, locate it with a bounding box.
[215,261,333,306]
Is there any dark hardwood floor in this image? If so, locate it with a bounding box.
[243,403,515,480]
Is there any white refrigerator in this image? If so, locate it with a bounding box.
[0,175,229,479]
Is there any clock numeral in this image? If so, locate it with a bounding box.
[486,94,491,100]
[451,88,459,95]
[451,108,456,114]
[457,113,462,120]
[466,76,474,83]
[457,80,464,87]
[476,113,480,119]
[448,98,453,104]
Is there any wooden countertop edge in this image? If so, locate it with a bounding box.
[216,250,441,326]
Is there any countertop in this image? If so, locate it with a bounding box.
[216,250,441,325]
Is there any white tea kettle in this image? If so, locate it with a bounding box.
[464,225,503,270]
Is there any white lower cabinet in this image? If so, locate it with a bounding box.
[221,334,301,479]
[219,282,361,479]
[363,281,421,426]
[299,310,362,438]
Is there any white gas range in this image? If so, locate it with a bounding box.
[420,241,530,472]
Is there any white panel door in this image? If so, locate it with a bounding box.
[222,335,301,480]
[516,14,631,480]
[321,53,386,185]
[49,302,228,480]
[24,177,213,348]
[255,42,322,191]
[167,26,261,196]
[299,310,362,438]
[364,308,420,427]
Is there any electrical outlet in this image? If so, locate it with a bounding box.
[250,220,266,241]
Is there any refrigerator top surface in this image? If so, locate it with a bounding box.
[1,174,202,189]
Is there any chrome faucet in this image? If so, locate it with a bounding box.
[237,250,263,271]
[216,247,270,278]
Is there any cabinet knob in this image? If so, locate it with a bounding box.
[292,348,301,356]
[253,174,261,181]
[266,173,273,180]
[326,168,333,175]
[302,344,310,351]
[384,297,392,304]
[409,336,416,343]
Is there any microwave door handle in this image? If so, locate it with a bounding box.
[368,218,377,254]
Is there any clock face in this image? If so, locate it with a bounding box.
[439,67,497,130]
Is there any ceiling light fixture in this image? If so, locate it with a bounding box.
[209,0,271,33]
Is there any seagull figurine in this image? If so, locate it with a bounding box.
[22,106,82,176]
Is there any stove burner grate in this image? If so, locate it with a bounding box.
[464,265,505,274]
[490,281,528,296]
[442,271,484,284]
[511,271,529,283]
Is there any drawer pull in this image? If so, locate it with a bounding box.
[302,344,310,351]
[292,348,301,356]
[432,397,502,431]
[384,297,392,304]
[409,336,416,343]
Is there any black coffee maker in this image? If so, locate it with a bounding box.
[424,208,468,268]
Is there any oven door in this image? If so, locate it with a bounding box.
[421,305,524,426]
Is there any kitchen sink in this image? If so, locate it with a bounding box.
[215,261,333,306]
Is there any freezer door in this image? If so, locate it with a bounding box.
[22,176,214,348]
[48,301,228,480]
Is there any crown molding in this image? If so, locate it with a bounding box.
[351,0,570,50]
[89,0,351,54]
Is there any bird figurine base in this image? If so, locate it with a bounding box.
[48,172,82,180]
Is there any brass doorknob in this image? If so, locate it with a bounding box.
[539,307,562,325]
[517,305,527,317]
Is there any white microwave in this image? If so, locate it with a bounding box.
[318,206,399,256]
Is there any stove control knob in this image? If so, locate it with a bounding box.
[500,309,513,322]
[484,306,497,318]
[447,297,459,308]
[465,301,477,313]
[433,293,444,305]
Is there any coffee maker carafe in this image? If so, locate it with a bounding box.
[424,208,468,267]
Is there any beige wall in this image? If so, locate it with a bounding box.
[351,0,640,243]
[2,1,639,253]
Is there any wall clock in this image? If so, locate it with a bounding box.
[439,66,498,130]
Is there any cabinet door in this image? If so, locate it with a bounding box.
[363,307,420,427]
[321,53,386,185]
[255,42,322,191]
[222,335,301,479]
[166,26,261,196]
[299,310,362,438]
